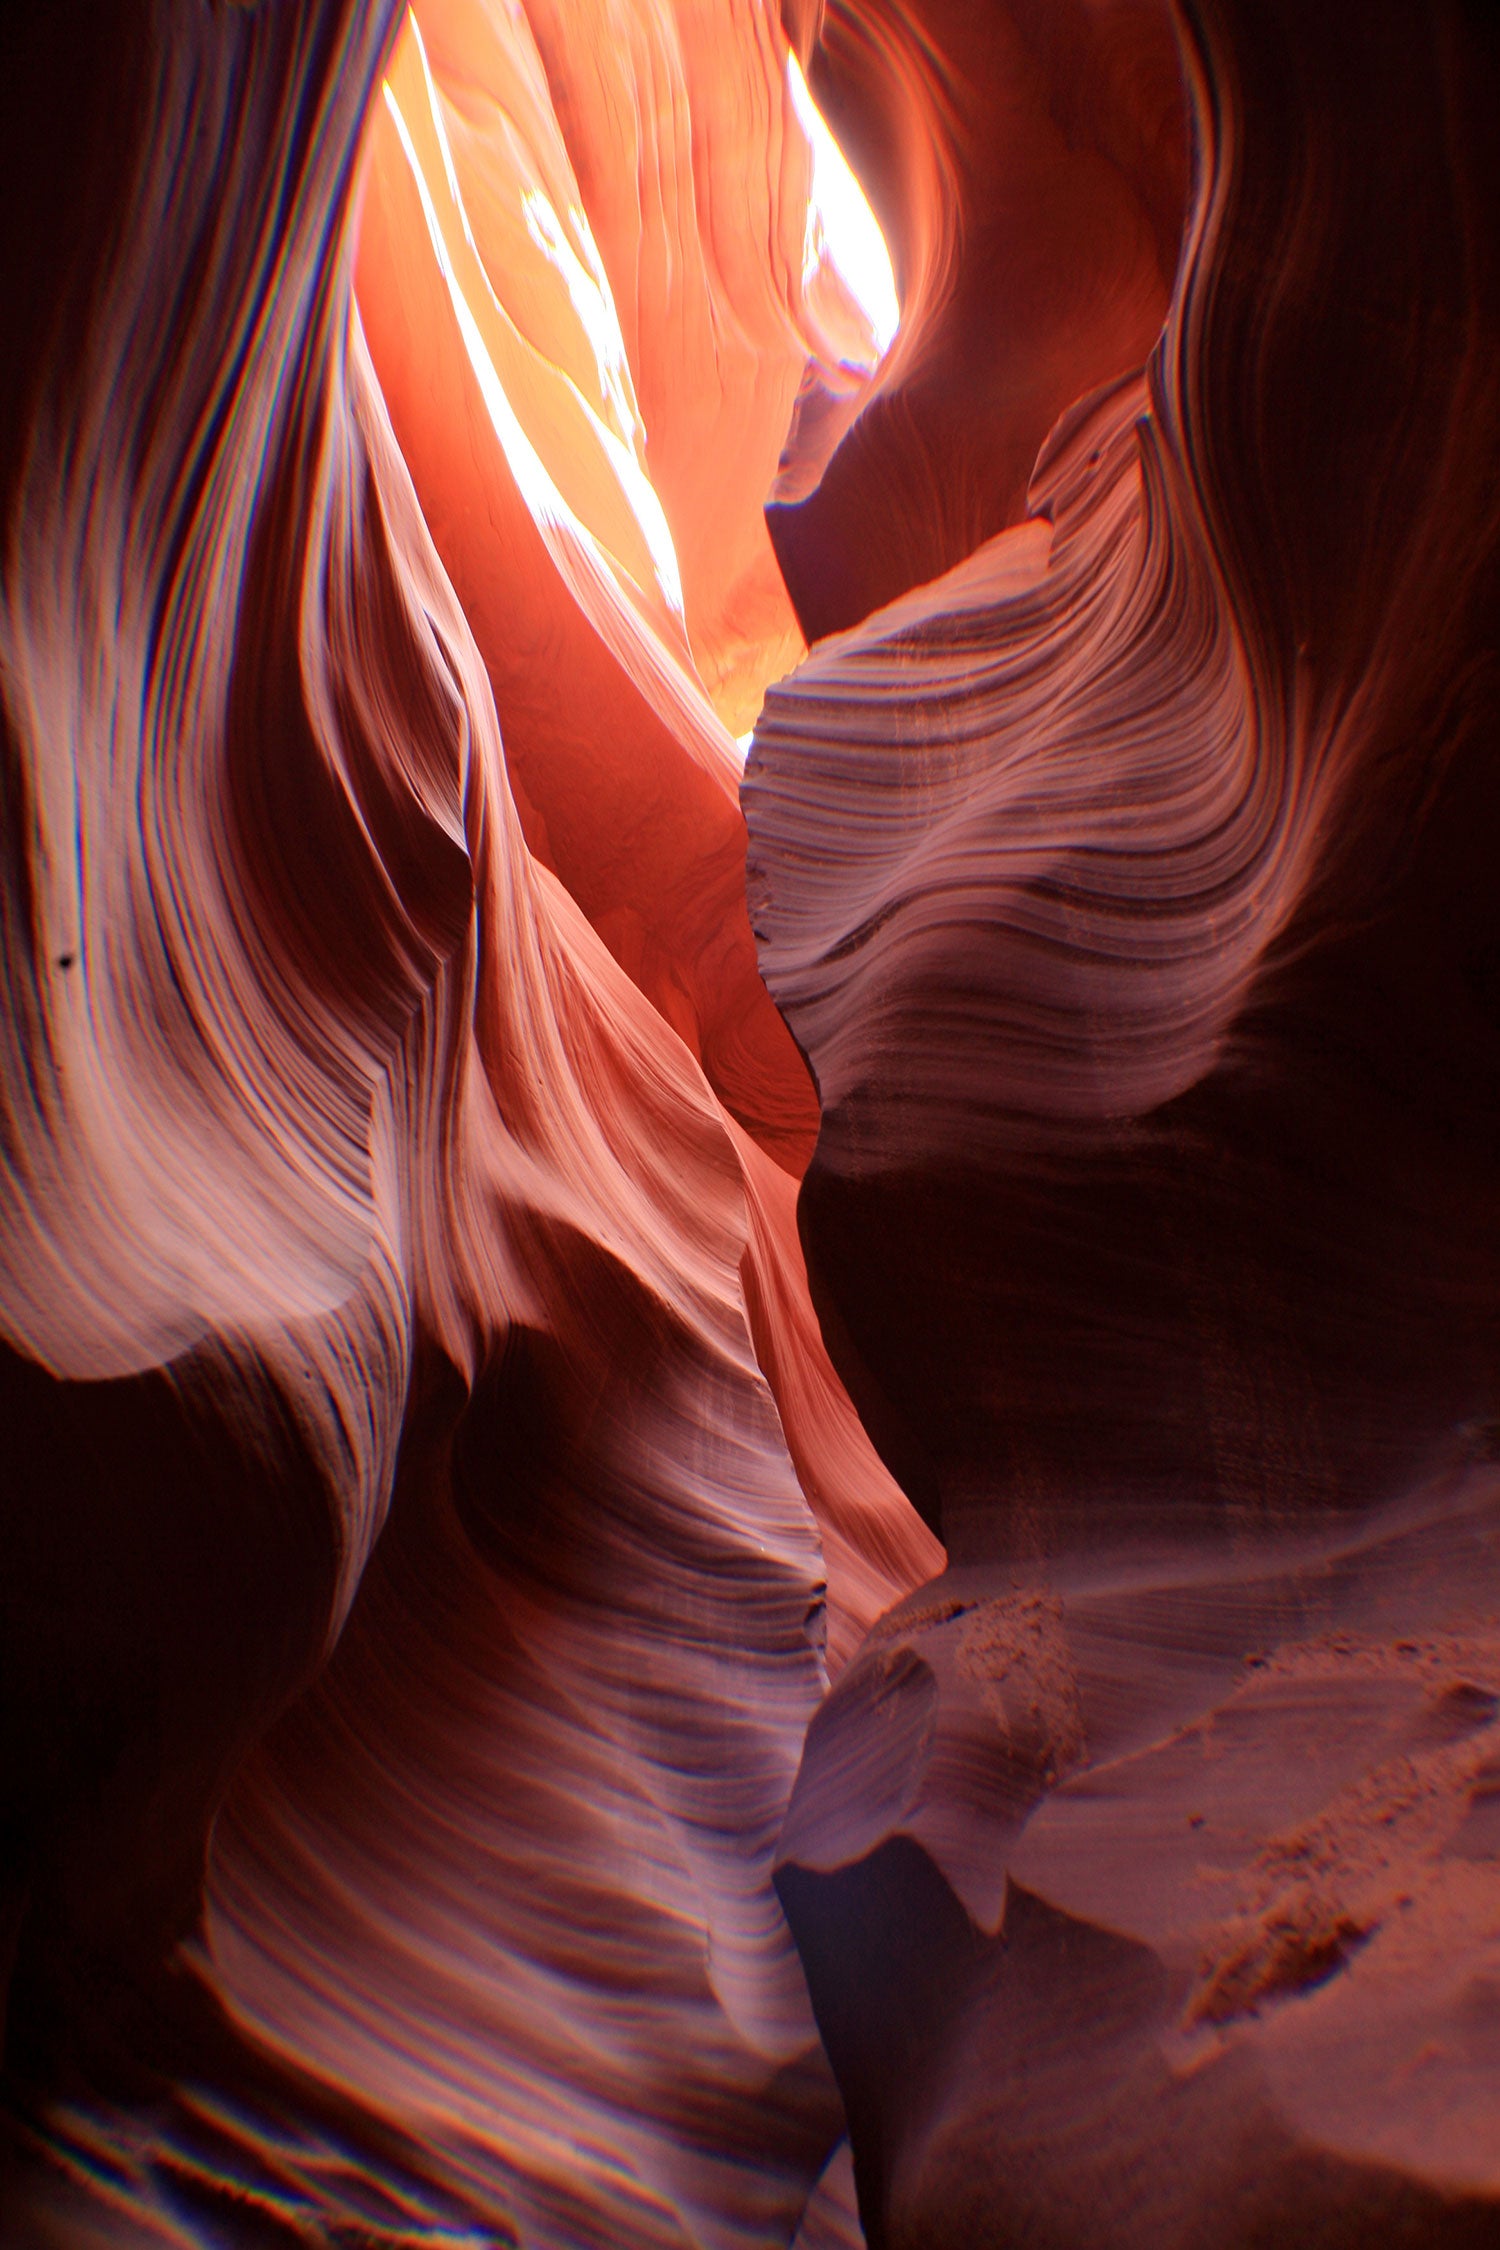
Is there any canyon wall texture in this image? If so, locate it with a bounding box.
[748,0,1500,2241]
[2,0,1498,2246]
[0,3,933,2242]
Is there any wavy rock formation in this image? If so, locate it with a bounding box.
[767,0,1188,639]
[747,0,1500,2241]
[2,0,1497,2244]
[0,2,933,2243]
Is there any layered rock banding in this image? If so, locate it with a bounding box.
[2,1,1498,2248]
[0,2,932,2241]
[748,0,1500,2240]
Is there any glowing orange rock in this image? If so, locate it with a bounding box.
[0,3,930,2243]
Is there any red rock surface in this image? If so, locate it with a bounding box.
[0,3,933,2242]
[2,0,1498,2245]
[767,0,1188,638]
[748,0,1500,2240]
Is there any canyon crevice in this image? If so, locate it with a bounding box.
[2,1,1497,2246]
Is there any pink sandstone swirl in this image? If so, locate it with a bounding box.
[746,0,1500,2242]
[2,0,1497,2244]
[0,1,935,2243]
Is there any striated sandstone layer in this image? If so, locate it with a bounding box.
[0,2,934,2244]
[746,0,1500,2242]
[2,0,1497,2243]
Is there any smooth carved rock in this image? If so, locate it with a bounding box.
[1,0,1496,2242]
[767,0,1188,639]
[777,1480,1500,2245]
[0,1,933,2243]
[748,0,1500,2240]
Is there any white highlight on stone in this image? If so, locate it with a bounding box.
[787,51,900,362]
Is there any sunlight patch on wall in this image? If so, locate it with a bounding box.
[786,50,900,367]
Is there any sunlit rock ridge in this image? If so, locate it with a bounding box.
[1,3,1496,2248]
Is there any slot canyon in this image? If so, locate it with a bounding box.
[1,0,1498,2243]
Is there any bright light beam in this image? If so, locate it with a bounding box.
[786,51,900,363]
[386,14,687,621]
